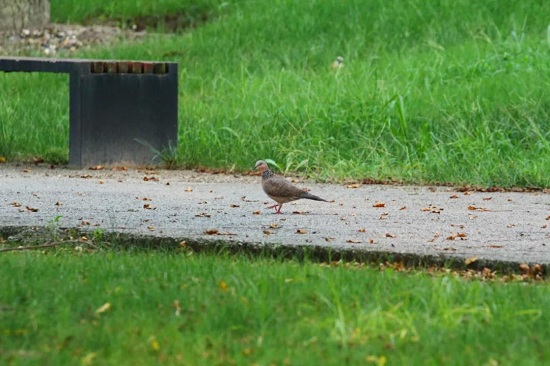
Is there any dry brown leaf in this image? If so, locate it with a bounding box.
[421,205,442,214]
[296,229,308,234]
[346,183,361,189]
[468,205,490,212]
[143,204,152,209]
[464,191,472,195]
[89,165,104,171]
[147,225,155,231]
[195,212,211,218]
[184,187,193,192]
[446,232,467,240]
[269,223,279,229]
[346,239,362,244]
[385,233,396,238]
[379,212,389,220]
[9,201,21,207]
[80,174,93,179]
[25,206,38,212]
[263,230,274,235]
[252,211,261,215]
[54,201,63,206]
[482,197,493,201]
[464,256,478,265]
[324,237,335,242]
[368,239,377,244]
[230,204,240,208]
[292,211,309,215]
[546,215,550,221]
[399,206,407,210]
[449,194,459,199]
[98,179,105,184]
[357,228,367,233]
[143,176,159,182]
[204,228,219,235]
[81,220,90,226]
[373,202,386,208]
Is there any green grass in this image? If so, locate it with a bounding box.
[1,0,550,187]
[1,248,549,365]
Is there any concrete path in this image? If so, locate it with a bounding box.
[1,165,549,265]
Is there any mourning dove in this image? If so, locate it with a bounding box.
[253,160,328,214]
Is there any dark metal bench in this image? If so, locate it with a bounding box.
[0,56,178,168]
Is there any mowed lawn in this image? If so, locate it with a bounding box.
[1,248,549,365]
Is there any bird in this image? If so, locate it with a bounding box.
[253,160,328,214]
[330,56,344,71]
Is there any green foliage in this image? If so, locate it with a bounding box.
[2,0,550,187]
[1,250,549,364]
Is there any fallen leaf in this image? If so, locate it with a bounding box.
[357,228,367,233]
[98,179,105,184]
[296,229,308,234]
[385,233,396,238]
[54,201,63,206]
[468,205,490,212]
[230,204,240,208]
[195,212,211,218]
[81,220,90,226]
[95,302,111,314]
[9,201,21,207]
[0,156,5,163]
[252,211,261,215]
[449,194,459,199]
[25,206,38,212]
[269,223,279,229]
[22,169,30,173]
[379,212,389,220]
[143,176,159,182]
[482,197,493,201]
[464,256,478,265]
[80,174,93,179]
[464,191,472,195]
[263,230,274,235]
[219,280,228,291]
[446,232,467,240]
[204,228,219,235]
[421,205,442,214]
[292,211,309,215]
[346,183,361,189]
[399,206,407,210]
[184,187,193,192]
[373,202,386,208]
[81,352,97,366]
[150,338,160,352]
[89,165,104,170]
[143,204,154,210]
[369,239,377,244]
[147,225,155,231]
[546,216,550,221]
[346,239,362,244]
[324,237,335,242]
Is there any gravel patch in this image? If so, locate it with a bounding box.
[0,23,145,56]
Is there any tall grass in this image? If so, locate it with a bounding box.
[1,0,549,187]
[1,249,549,365]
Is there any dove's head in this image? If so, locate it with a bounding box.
[253,160,269,172]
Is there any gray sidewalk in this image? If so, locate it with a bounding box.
[1,165,549,265]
